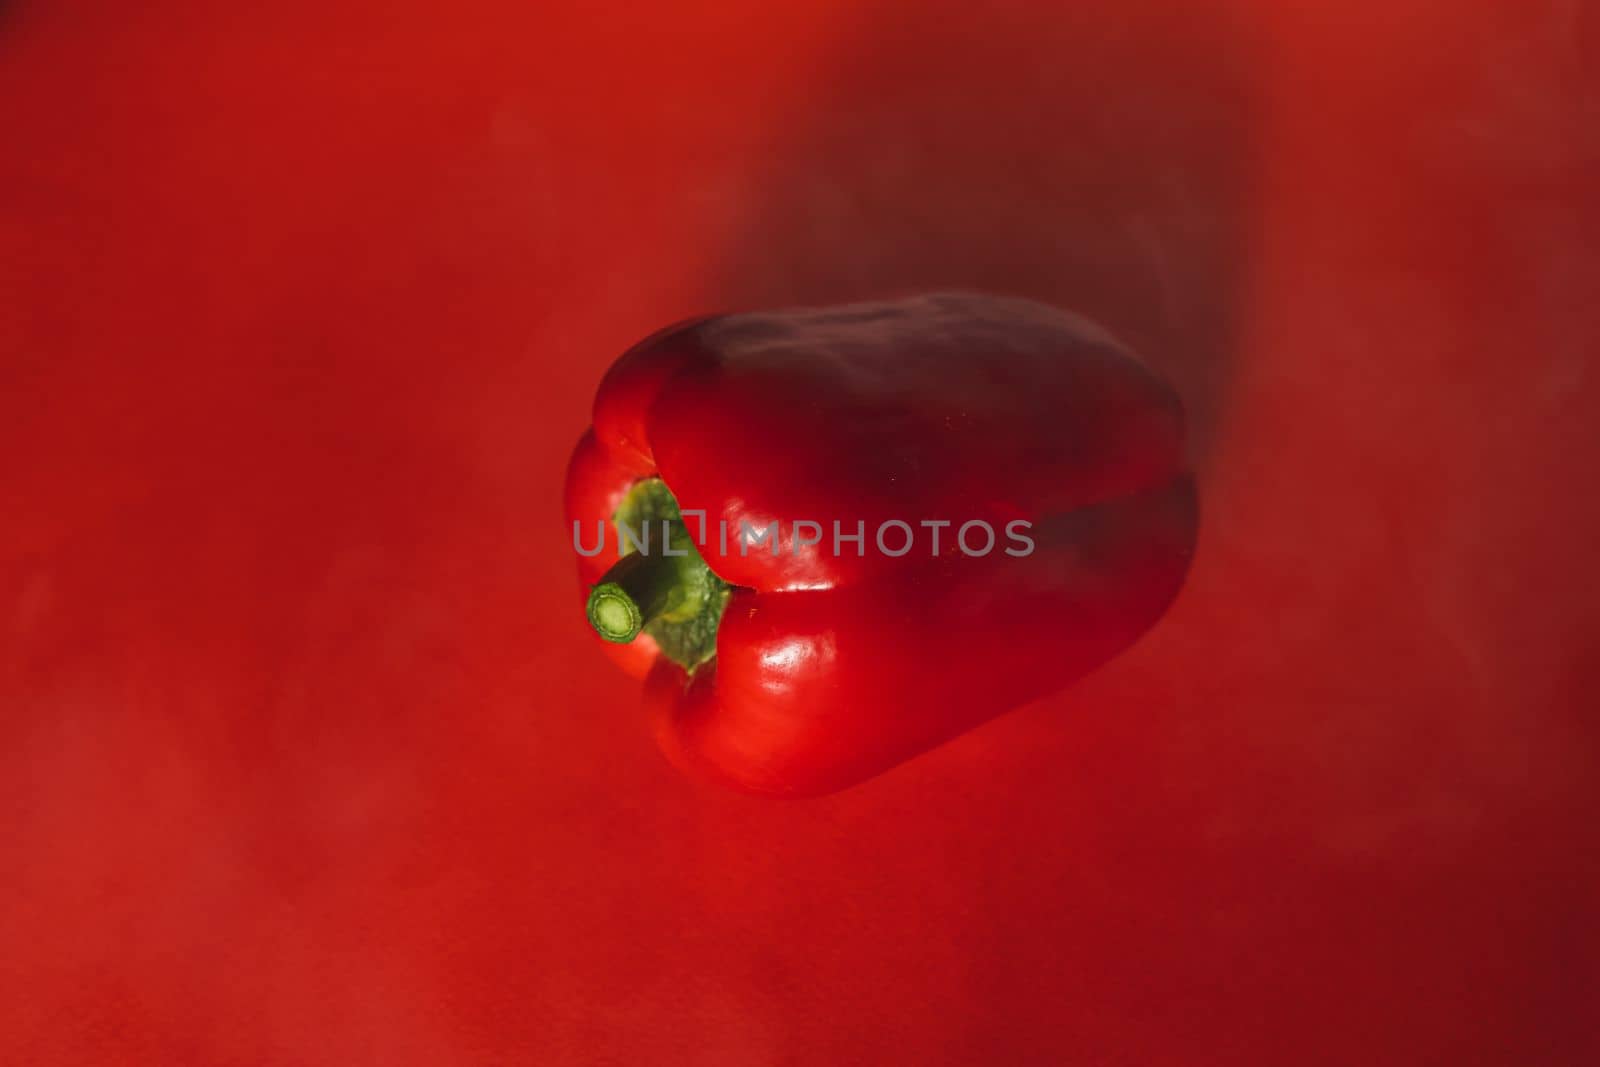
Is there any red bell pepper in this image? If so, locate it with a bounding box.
[564,293,1196,795]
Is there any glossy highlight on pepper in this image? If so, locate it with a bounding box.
[564,292,1198,795]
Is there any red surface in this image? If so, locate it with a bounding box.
[2,2,1596,1063]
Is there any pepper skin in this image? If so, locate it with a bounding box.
[564,293,1197,795]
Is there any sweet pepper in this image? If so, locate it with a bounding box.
[564,293,1196,795]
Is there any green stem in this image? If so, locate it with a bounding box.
[586,550,688,643]
[584,478,733,672]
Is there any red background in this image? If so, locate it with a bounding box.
[3,2,1596,1063]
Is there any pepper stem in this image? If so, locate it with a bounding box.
[586,550,687,643]
[583,478,732,671]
